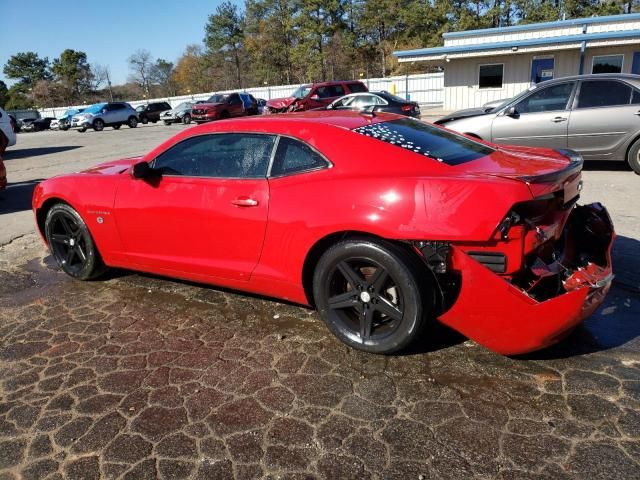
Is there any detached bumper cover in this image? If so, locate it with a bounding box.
[439,203,614,355]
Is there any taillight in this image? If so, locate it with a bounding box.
[401,105,412,112]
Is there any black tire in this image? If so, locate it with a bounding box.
[182,114,191,125]
[44,203,107,280]
[78,127,86,133]
[61,126,69,131]
[127,116,138,128]
[92,119,104,132]
[141,116,148,125]
[163,121,172,126]
[220,111,230,120]
[151,119,157,123]
[112,124,121,130]
[313,239,434,354]
[627,138,640,175]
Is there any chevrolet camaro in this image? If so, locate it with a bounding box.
[32,111,615,355]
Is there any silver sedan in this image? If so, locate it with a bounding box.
[436,74,640,174]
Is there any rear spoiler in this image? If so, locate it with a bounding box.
[520,149,583,184]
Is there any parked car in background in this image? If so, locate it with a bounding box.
[136,102,172,124]
[71,102,139,132]
[191,93,250,123]
[325,91,420,117]
[0,107,17,190]
[265,80,368,114]
[8,109,41,132]
[54,108,85,131]
[161,102,194,125]
[436,73,640,173]
[22,117,56,132]
[33,111,614,356]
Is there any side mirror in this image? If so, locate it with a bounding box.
[505,106,519,118]
[310,94,320,101]
[101,108,108,114]
[131,161,154,179]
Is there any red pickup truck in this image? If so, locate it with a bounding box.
[265,80,368,114]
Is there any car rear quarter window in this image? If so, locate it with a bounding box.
[270,137,329,176]
[348,82,368,93]
[577,80,634,108]
[353,118,494,166]
[153,134,276,178]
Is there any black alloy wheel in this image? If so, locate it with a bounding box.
[128,116,138,128]
[182,113,191,124]
[45,204,106,280]
[93,119,104,131]
[313,239,432,354]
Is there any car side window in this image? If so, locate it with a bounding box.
[577,80,634,109]
[270,137,329,177]
[153,134,276,178]
[229,94,242,105]
[315,87,331,99]
[515,82,574,114]
[350,95,379,108]
[633,90,640,105]
[348,82,368,93]
[329,85,345,97]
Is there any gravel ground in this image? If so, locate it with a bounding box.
[0,122,638,479]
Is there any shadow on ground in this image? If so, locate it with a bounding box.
[3,145,82,160]
[0,179,44,214]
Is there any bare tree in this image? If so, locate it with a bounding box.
[127,49,153,97]
[92,64,114,102]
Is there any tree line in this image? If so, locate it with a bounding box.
[1,0,635,110]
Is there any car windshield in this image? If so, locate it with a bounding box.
[291,86,312,99]
[207,94,227,103]
[353,118,494,166]
[62,109,79,117]
[84,104,106,114]
[175,102,192,110]
[136,105,146,112]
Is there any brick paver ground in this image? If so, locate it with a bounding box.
[0,233,638,480]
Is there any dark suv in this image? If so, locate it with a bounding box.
[136,102,172,124]
[265,81,368,113]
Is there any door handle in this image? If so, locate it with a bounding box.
[551,117,567,123]
[231,197,259,207]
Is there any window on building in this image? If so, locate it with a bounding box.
[577,80,635,109]
[478,64,504,89]
[592,55,623,74]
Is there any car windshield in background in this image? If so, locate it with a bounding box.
[291,86,312,99]
[83,104,106,114]
[380,92,408,103]
[175,102,192,110]
[62,109,79,116]
[353,118,494,166]
[136,105,145,112]
[207,95,227,103]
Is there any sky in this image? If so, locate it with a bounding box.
[0,0,233,86]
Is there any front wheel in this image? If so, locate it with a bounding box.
[313,239,433,354]
[112,124,121,130]
[78,127,86,133]
[182,114,191,125]
[45,203,107,280]
[163,121,172,126]
[141,116,148,125]
[627,138,640,175]
[92,119,104,131]
[127,116,138,128]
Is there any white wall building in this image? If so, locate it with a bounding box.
[393,13,640,111]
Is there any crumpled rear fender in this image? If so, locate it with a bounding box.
[438,203,614,355]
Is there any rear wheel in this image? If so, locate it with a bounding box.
[182,114,191,125]
[127,116,138,128]
[220,111,229,120]
[164,121,172,126]
[92,119,104,131]
[627,138,640,175]
[45,203,106,280]
[141,116,148,124]
[313,239,433,354]
[78,126,86,133]
[112,124,121,130]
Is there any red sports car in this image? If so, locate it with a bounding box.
[32,111,614,355]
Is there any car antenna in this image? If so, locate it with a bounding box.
[360,105,376,117]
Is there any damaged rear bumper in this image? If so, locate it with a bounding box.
[438,203,614,355]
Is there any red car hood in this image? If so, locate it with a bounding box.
[266,97,296,109]
[193,102,224,110]
[80,157,142,175]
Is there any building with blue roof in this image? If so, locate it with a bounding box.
[393,13,640,111]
